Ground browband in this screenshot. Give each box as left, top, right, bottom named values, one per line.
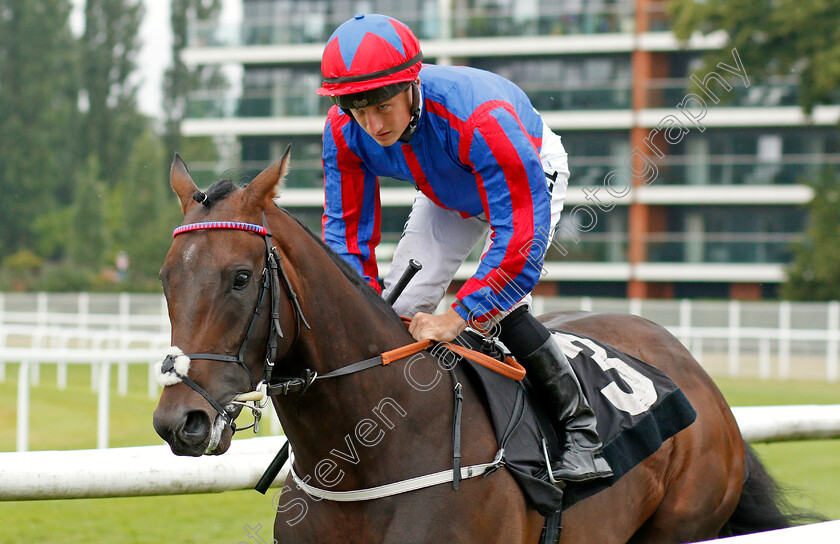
left=173, top=221, right=269, bottom=238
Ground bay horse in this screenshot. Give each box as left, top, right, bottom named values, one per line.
left=153, top=150, right=801, bottom=543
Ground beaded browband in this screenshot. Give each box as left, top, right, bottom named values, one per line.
left=173, top=221, right=268, bottom=238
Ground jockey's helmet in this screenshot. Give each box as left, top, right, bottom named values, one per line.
left=317, top=14, right=422, bottom=110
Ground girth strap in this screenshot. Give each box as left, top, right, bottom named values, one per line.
left=542, top=510, right=562, bottom=544
left=451, top=371, right=463, bottom=490
left=288, top=450, right=503, bottom=502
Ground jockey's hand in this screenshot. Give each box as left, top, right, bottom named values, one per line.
left=409, top=308, right=467, bottom=343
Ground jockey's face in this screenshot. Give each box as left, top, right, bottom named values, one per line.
left=350, top=86, right=413, bottom=147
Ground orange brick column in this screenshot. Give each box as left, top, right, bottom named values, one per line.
left=627, top=0, right=673, bottom=299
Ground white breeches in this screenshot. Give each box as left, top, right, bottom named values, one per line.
left=382, top=121, right=569, bottom=320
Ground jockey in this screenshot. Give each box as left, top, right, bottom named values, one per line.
left=317, top=13, right=611, bottom=483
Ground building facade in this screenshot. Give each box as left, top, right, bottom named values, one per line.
left=181, top=0, right=840, bottom=300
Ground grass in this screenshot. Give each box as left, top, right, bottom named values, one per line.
left=713, top=377, right=840, bottom=523
left=0, top=365, right=838, bottom=543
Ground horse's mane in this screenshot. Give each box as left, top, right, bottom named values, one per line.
left=278, top=208, right=406, bottom=325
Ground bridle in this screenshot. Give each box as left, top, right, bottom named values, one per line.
left=159, top=216, right=311, bottom=433
left=158, top=213, right=524, bottom=501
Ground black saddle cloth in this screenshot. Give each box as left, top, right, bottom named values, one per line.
left=454, top=329, right=697, bottom=516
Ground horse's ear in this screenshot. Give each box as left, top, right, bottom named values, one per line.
left=246, top=144, right=291, bottom=206
left=170, top=153, right=200, bottom=215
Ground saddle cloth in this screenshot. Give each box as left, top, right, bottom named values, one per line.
left=456, top=329, right=697, bottom=515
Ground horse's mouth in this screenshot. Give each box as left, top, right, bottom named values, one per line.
left=204, top=413, right=232, bottom=455
left=155, top=409, right=236, bottom=457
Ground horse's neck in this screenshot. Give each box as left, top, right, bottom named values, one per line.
left=271, top=212, right=412, bottom=363
left=268, top=211, right=453, bottom=481
left=270, top=209, right=415, bottom=395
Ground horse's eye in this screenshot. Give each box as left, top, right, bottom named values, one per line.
left=233, top=271, right=251, bottom=289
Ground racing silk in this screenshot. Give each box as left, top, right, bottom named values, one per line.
left=322, top=64, right=551, bottom=323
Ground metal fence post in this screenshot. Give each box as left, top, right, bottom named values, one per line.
left=0, top=292, right=5, bottom=383
left=828, top=301, right=839, bottom=383
left=728, top=300, right=740, bottom=378
left=97, top=361, right=111, bottom=449
left=17, top=361, right=30, bottom=452
left=629, top=298, right=642, bottom=317
left=679, top=299, right=692, bottom=349
left=759, top=335, right=771, bottom=380
left=778, top=301, right=791, bottom=379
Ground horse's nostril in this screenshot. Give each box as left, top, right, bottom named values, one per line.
left=180, top=411, right=210, bottom=444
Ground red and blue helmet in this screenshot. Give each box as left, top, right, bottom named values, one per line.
left=317, top=14, right=422, bottom=109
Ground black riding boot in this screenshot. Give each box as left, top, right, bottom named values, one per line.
left=499, top=307, right=612, bottom=483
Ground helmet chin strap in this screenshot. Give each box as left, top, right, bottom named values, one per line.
left=398, top=81, right=422, bottom=143
left=339, top=80, right=422, bottom=144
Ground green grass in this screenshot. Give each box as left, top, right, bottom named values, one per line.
left=0, top=365, right=837, bottom=543
left=713, top=377, right=840, bottom=522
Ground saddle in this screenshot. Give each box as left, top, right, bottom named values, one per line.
left=453, top=328, right=697, bottom=513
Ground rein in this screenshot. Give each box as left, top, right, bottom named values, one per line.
left=159, top=213, right=537, bottom=508
left=158, top=215, right=525, bottom=432
left=266, top=318, right=526, bottom=395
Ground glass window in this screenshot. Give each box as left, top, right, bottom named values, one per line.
left=241, top=64, right=325, bottom=117
left=660, top=128, right=840, bottom=185
left=564, top=130, right=630, bottom=188
left=241, top=136, right=325, bottom=188
left=469, top=55, right=632, bottom=110
left=239, top=0, right=440, bottom=45
left=645, top=206, right=807, bottom=264
left=453, top=0, right=635, bottom=38
left=648, top=51, right=801, bottom=108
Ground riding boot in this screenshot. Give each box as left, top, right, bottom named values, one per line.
left=520, top=336, right=613, bottom=483
left=499, top=306, right=612, bottom=484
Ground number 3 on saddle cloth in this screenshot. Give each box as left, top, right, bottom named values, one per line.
left=456, top=329, right=697, bottom=516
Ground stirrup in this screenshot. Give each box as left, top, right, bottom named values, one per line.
left=541, top=438, right=565, bottom=488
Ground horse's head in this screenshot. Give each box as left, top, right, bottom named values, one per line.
left=153, top=147, right=295, bottom=456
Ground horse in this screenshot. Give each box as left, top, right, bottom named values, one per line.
left=153, top=150, right=801, bottom=543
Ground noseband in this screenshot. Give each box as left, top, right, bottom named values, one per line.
left=160, top=217, right=310, bottom=432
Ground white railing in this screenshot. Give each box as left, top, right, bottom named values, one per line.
left=0, top=436, right=289, bottom=500
left=698, top=520, right=840, bottom=543
left=2, top=406, right=839, bottom=501
left=2, top=293, right=838, bottom=383
left=731, top=405, right=840, bottom=442
left=2, top=293, right=840, bottom=452
left=533, top=297, right=840, bottom=382
left=4, top=355, right=162, bottom=452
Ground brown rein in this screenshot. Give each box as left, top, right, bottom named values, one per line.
left=384, top=316, right=526, bottom=381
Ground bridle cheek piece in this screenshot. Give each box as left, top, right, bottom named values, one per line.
left=157, top=216, right=311, bottom=434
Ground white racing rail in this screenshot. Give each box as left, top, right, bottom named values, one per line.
left=697, top=520, right=840, bottom=543
left=2, top=405, right=839, bottom=501
left=732, top=404, right=840, bottom=442
left=0, top=436, right=289, bottom=500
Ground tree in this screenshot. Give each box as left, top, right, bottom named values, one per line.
left=670, top=0, right=840, bottom=300
left=111, top=129, right=181, bottom=284
left=0, top=0, right=80, bottom=259
left=80, top=0, right=147, bottom=181
left=163, top=0, right=222, bottom=157
left=669, top=0, right=840, bottom=113
left=69, top=156, right=110, bottom=269
left=782, top=170, right=840, bottom=300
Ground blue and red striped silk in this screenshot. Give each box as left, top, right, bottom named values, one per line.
left=322, top=64, right=551, bottom=322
